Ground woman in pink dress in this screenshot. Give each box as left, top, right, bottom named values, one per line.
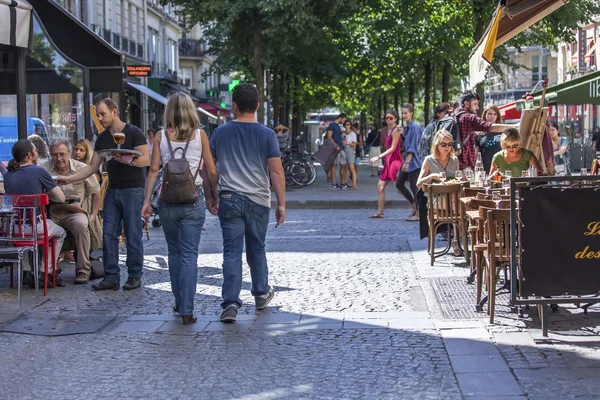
left=368, top=110, right=403, bottom=218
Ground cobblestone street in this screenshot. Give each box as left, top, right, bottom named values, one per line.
left=1, top=207, right=600, bottom=399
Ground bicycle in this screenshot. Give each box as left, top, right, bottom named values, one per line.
left=281, top=150, right=317, bottom=187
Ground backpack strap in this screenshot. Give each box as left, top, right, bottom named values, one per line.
left=192, top=129, right=202, bottom=180
left=164, top=130, right=193, bottom=159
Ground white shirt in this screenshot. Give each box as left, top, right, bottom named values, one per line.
left=159, top=130, right=203, bottom=186
left=344, top=132, right=357, bottom=145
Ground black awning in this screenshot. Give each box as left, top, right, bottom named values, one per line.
left=28, top=0, right=122, bottom=92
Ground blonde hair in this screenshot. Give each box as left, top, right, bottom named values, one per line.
left=163, top=92, right=200, bottom=141
left=483, top=104, right=503, bottom=123
left=431, top=130, right=455, bottom=159
left=74, top=139, right=93, bottom=165
left=500, top=128, right=520, bottom=149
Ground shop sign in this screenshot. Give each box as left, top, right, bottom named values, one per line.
left=590, top=78, right=600, bottom=99
left=126, top=65, right=152, bottom=77
left=519, top=186, right=600, bottom=296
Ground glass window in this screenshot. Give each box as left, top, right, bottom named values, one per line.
left=180, top=68, right=193, bottom=88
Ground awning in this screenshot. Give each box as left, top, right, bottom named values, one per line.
left=0, top=0, right=32, bottom=48
left=127, top=81, right=168, bottom=105
left=498, top=102, right=521, bottom=120
left=127, top=82, right=218, bottom=120
left=531, top=69, right=600, bottom=105
left=28, top=0, right=122, bottom=92
left=469, top=0, right=567, bottom=88
left=585, top=41, right=597, bottom=63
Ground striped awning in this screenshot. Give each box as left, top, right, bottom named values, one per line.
left=0, top=0, right=32, bottom=48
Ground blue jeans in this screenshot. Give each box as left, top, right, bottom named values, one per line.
left=102, top=187, right=145, bottom=283
left=218, top=192, right=271, bottom=309
left=158, top=198, right=206, bottom=316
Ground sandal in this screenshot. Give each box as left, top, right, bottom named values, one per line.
left=452, top=240, right=463, bottom=257
left=368, top=213, right=384, bottom=218
left=405, top=213, right=419, bottom=221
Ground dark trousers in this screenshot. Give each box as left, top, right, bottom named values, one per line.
left=396, top=169, right=420, bottom=205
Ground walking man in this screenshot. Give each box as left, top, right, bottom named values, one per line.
left=207, top=83, right=286, bottom=323
left=56, top=98, right=149, bottom=291
left=326, top=113, right=346, bottom=189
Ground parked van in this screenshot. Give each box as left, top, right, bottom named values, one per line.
left=0, top=117, right=48, bottom=161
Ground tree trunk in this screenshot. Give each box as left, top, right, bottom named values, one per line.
left=383, top=93, right=388, bottom=114
left=284, top=74, right=292, bottom=126
left=252, top=8, right=264, bottom=123
left=433, top=61, right=437, bottom=106
left=442, top=61, right=450, bottom=102
left=291, top=76, right=301, bottom=149
left=424, top=59, right=431, bottom=126
left=279, top=72, right=286, bottom=125
left=376, top=97, right=382, bottom=128
left=408, top=81, right=415, bottom=106
left=394, top=92, right=399, bottom=114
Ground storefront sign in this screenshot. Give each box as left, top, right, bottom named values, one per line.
left=520, top=186, right=600, bottom=296
left=579, top=30, right=587, bottom=72
left=126, top=65, right=151, bottom=77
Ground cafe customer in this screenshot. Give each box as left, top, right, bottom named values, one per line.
left=416, top=130, right=463, bottom=256
left=42, top=138, right=101, bottom=284
left=489, top=128, right=542, bottom=179
left=55, top=98, right=149, bottom=291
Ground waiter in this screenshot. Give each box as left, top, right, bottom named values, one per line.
left=56, top=98, right=149, bottom=291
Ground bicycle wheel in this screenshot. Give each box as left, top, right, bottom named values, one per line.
left=297, top=159, right=317, bottom=186
left=284, top=161, right=301, bottom=187
left=290, top=159, right=316, bottom=187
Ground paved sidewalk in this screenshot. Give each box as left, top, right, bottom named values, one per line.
left=276, top=159, right=412, bottom=209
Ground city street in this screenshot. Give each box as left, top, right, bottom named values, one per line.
left=1, top=187, right=600, bottom=399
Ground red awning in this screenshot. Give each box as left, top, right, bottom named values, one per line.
left=585, top=41, right=597, bottom=62
left=498, top=102, right=521, bottom=121
left=198, top=103, right=219, bottom=113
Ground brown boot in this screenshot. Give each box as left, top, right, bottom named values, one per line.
left=74, top=272, right=90, bottom=284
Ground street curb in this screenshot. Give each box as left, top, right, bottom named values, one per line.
left=272, top=200, right=412, bottom=209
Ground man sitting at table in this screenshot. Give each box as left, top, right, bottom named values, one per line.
left=4, top=139, right=67, bottom=288
left=42, top=138, right=101, bottom=285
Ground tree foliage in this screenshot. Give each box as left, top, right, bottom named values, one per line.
left=167, top=0, right=600, bottom=125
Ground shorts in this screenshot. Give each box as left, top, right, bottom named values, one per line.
left=343, top=145, right=354, bottom=165
left=334, top=148, right=347, bottom=165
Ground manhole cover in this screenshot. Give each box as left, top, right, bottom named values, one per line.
left=0, top=313, right=115, bottom=336
left=429, top=277, right=512, bottom=320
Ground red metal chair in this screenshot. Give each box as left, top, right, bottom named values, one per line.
left=8, top=194, right=57, bottom=296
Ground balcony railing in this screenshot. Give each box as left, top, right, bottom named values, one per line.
left=179, top=39, right=206, bottom=57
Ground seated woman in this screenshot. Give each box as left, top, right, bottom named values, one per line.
left=489, top=128, right=542, bottom=179
left=73, top=139, right=103, bottom=252
left=417, top=130, right=462, bottom=256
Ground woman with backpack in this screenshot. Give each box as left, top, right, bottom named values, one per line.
left=142, top=92, right=218, bottom=325
left=396, top=104, right=422, bottom=221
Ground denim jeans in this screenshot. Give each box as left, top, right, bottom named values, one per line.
left=218, top=191, right=271, bottom=308
left=158, top=198, right=206, bottom=316
left=102, top=187, right=144, bottom=283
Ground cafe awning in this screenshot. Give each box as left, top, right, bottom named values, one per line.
left=0, top=0, right=32, bottom=48
left=470, top=0, right=568, bottom=88
left=530, top=69, right=600, bottom=105
left=127, top=82, right=218, bottom=120
left=28, top=0, right=122, bottom=92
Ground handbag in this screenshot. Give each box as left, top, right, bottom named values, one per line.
left=311, top=140, right=340, bottom=172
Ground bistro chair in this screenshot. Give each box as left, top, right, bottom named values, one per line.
left=424, top=183, right=463, bottom=266
left=8, top=194, right=58, bottom=296
left=463, top=187, right=485, bottom=197
left=480, top=207, right=512, bottom=323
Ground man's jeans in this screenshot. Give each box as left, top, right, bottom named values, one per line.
left=158, top=198, right=206, bottom=317
left=218, top=192, right=271, bottom=308
left=102, top=187, right=144, bottom=283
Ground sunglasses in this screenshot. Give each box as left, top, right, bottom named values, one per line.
left=385, top=116, right=395, bottom=120
left=438, top=142, right=453, bottom=148
left=505, top=144, right=520, bottom=149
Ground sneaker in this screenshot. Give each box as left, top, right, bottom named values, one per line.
left=220, top=304, right=238, bottom=323
left=92, top=279, right=119, bottom=291
left=255, top=288, right=275, bottom=310
left=331, top=184, right=338, bottom=189
left=74, top=272, right=90, bottom=285
left=123, top=277, right=142, bottom=291
left=340, top=184, right=350, bottom=190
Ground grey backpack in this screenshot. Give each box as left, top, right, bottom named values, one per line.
left=159, top=131, right=200, bottom=203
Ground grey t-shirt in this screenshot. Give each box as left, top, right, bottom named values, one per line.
left=423, top=155, right=460, bottom=181
left=210, top=121, right=280, bottom=207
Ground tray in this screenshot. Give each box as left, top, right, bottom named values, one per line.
left=97, top=149, right=142, bottom=158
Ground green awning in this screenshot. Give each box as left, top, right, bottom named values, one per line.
left=532, top=69, right=600, bottom=105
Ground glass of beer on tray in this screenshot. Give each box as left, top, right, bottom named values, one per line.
left=113, top=132, right=125, bottom=149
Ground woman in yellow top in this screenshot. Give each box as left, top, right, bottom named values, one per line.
left=489, top=128, right=542, bottom=179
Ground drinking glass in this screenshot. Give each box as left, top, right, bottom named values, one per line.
left=455, top=170, right=463, bottom=181
left=581, top=168, right=588, bottom=176
left=521, top=170, right=529, bottom=178
left=482, top=178, right=491, bottom=194
left=492, top=191, right=502, bottom=208
left=113, top=132, right=125, bottom=150
left=439, top=171, right=446, bottom=183
left=465, top=169, right=473, bottom=183
left=0, top=195, right=12, bottom=212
